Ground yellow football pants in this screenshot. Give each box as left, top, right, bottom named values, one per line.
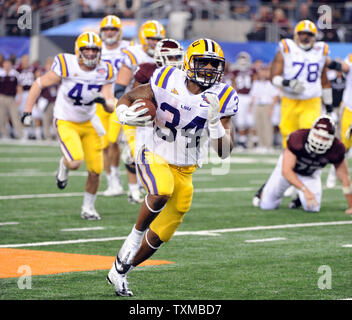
left=136, top=147, right=196, bottom=242
left=55, top=118, right=104, bottom=174
left=279, top=96, right=322, bottom=148
left=340, top=105, right=352, bottom=151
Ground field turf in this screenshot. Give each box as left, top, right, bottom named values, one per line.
left=1, top=141, right=352, bottom=302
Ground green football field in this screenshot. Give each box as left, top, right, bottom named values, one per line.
left=1, top=140, right=352, bottom=301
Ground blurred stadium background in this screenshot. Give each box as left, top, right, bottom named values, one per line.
left=0, top=0, right=351, bottom=145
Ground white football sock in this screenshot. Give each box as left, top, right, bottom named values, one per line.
left=83, top=192, right=97, bottom=209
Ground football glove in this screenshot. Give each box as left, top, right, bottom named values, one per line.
left=21, top=112, right=32, bottom=126
left=91, top=92, right=106, bottom=107
left=204, top=92, right=220, bottom=125
left=287, top=79, right=304, bottom=94
left=116, top=102, right=152, bottom=127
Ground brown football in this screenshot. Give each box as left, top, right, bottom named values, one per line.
left=134, top=98, right=156, bottom=120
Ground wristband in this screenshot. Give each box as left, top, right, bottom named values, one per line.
left=322, top=88, right=333, bottom=106
left=272, top=75, right=284, bottom=88
left=114, top=84, right=126, bottom=99
left=208, top=121, right=225, bottom=139
left=328, top=60, right=342, bottom=71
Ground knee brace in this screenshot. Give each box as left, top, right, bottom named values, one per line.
left=125, top=162, right=136, bottom=174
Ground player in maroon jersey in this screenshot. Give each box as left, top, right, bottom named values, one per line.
left=231, top=51, right=257, bottom=148
left=252, top=115, right=352, bottom=214
left=132, top=38, right=184, bottom=88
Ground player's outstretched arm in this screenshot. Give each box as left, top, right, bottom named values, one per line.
left=334, top=159, right=352, bottom=214
left=270, top=51, right=284, bottom=81
left=98, top=83, right=116, bottom=113
left=214, top=117, right=234, bottom=159
left=326, top=57, right=350, bottom=73
left=204, top=92, right=234, bottom=159
left=21, top=70, right=61, bottom=125
left=114, top=64, right=133, bottom=99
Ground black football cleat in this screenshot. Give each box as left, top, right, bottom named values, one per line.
left=288, top=197, right=302, bottom=209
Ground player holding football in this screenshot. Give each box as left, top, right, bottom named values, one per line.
left=270, top=20, right=333, bottom=149
left=21, top=32, right=116, bottom=220
left=110, top=20, right=166, bottom=204
left=107, top=38, right=239, bottom=296
left=132, top=38, right=184, bottom=157
left=252, top=115, right=352, bottom=214
left=97, top=15, right=132, bottom=197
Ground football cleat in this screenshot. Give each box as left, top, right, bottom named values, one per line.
left=107, top=260, right=133, bottom=297
left=284, top=185, right=296, bottom=198
left=252, top=183, right=265, bottom=207
left=127, top=188, right=144, bottom=204
left=56, top=157, right=69, bottom=189
left=81, top=207, right=101, bottom=220
left=252, top=195, right=260, bottom=208
left=288, top=197, right=302, bottom=209
left=103, top=178, right=124, bottom=197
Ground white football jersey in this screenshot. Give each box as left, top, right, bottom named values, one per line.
left=342, top=54, right=352, bottom=110
left=120, top=44, right=155, bottom=91
left=137, top=66, right=239, bottom=167
left=278, top=38, right=329, bottom=100
left=101, top=40, right=131, bottom=73
left=51, top=53, right=116, bottom=122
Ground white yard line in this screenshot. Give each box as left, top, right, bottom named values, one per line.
left=342, top=244, right=352, bottom=248
left=1, top=220, right=351, bottom=248
left=61, top=227, right=105, bottom=232
left=0, top=222, right=19, bottom=226
left=0, top=184, right=343, bottom=200
left=245, top=237, right=287, bottom=243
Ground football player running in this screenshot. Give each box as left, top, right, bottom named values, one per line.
left=110, top=20, right=166, bottom=205
left=97, top=15, right=131, bottom=197
left=21, top=32, right=116, bottom=220
left=270, top=20, right=333, bottom=149
left=106, top=38, right=239, bottom=297
left=252, top=115, right=352, bottom=214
